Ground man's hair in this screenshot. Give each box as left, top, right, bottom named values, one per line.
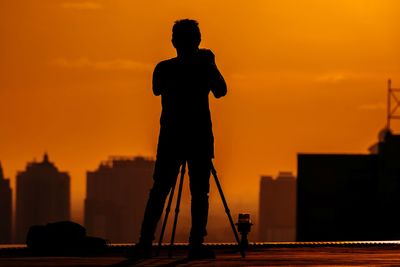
left=172, top=19, right=201, bottom=47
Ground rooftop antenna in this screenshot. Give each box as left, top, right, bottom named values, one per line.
left=387, top=79, right=400, bottom=131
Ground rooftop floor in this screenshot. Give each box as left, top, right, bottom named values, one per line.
left=1, top=242, right=400, bottom=266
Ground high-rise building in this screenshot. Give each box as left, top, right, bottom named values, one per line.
left=16, top=154, right=70, bottom=243
left=258, top=172, right=296, bottom=241
left=297, top=130, right=400, bottom=241
left=85, top=156, right=154, bottom=243
left=0, top=162, right=12, bottom=244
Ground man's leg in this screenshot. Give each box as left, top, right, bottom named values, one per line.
left=187, top=158, right=212, bottom=245
left=138, top=157, right=181, bottom=245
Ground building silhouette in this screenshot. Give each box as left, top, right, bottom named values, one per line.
left=0, top=162, right=12, bottom=244
left=85, top=156, right=154, bottom=243
left=258, top=172, right=296, bottom=241
left=297, top=129, right=400, bottom=241
left=15, top=154, right=70, bottom=243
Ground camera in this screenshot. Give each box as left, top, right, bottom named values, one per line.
left=197, top=48, right=215, bottom=64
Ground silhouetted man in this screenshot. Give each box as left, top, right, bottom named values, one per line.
left=133, top=19, right=227, bottom=259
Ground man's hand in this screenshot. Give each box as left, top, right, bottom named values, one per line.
left=197, top=49, right=226, bottom=98
left=197, top=49, right=216, bottom=65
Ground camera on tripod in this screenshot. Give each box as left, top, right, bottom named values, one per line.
left=236, top=213, right=253, bottom=249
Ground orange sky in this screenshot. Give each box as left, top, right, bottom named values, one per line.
left=1, top=0, right=399, bottom=224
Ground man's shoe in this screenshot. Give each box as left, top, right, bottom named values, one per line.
left=125, top=243, right=153, bottom=259
left=188, top=244, right=216, bottom=260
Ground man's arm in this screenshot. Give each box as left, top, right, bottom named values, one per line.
left=199, top=49, right=227, bottom=98
left=152, top=63, right=163, bottom=96
left=210, top=64, right=227, bottom=98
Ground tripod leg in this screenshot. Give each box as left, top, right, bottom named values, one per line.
left=211, top=161, right=246, bottom=258
left=156, top=172, right=179, bottom=256
left=168, top=161, right=186, bottom=258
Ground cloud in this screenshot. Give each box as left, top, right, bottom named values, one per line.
left=61, top=2, right=103, bottom=10
left=51, top=58, right=152, bottom=71
left=314, top=73, right=347, bottom=84
left=358, top=102, right=386, bottom=111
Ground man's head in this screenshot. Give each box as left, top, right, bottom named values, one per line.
left=172, top=19, right=201, bottom=57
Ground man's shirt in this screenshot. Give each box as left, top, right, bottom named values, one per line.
left=153, top=54, right=226, bottom=159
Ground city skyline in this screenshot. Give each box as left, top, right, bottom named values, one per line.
left=1, top=124, right=398, bottom=243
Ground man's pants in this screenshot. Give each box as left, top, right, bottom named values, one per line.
left=139, top=157, right=211, bottom=245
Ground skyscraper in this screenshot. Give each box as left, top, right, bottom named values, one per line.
left=297, top=129, right=400, bottom=241
left=85, top=156, right=154, bottom=243
left=0, top=162, right=12, bottom=244
left=16, top=154, right=70, bottom=243
left=258, top=172, right=296, bottom=241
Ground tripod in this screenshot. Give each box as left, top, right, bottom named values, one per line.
left=156, top=160, right=245, bottom=258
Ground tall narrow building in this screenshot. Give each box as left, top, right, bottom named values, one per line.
left=85, top=156, right=154, bottom=243
left=16, top=154, right=70, bottom=243
left=0, top=162, right=12, bottom=244
left=259, top=172, right=296, bottom=241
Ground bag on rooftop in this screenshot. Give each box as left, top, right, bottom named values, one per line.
left=26, top=221, right=108, bottom=255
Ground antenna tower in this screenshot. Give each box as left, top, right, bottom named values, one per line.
left=387, top=79, right=400, bottom=131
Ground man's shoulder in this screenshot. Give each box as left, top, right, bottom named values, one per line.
left=155, top=58, right=178, bottom=70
